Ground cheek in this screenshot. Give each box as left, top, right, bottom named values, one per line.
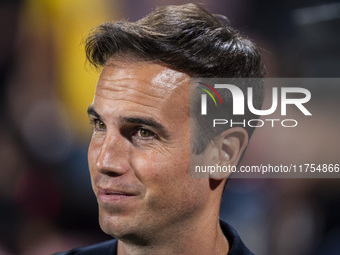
left=133, top=148, right=204, bottom=209
left=88, top=140, right=101, bottom=183
left=88, top=136, right=104, bottom=165
left=87, top=141, right=96, bottom=168
left=133, top=146, right=190, bottom=185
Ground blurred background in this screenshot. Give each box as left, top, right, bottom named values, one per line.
left=0, top=0, right=339, bottom=254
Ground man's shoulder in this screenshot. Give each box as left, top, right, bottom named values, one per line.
left=220, top=219, right=255, bottom=255
left=54, top=239, right=117, bottom=255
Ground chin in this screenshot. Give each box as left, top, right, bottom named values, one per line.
left=98, top=210, right=132, bottom=238
left=99, top=211, right=119, bottom=235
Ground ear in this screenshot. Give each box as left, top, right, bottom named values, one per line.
left=209, top=127, right=249, bottom=180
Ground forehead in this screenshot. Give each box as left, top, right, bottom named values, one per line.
left=97, top=60, right=190, bottom=96
left=93, top=60, right=191, bottom=120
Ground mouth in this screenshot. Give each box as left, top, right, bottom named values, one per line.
left=96, top=188, right=137, bottom=204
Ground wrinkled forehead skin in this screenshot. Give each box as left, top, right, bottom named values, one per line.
left=95, top=60, right=191, bottom=123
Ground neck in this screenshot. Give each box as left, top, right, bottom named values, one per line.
left=117, top=214, right=229, bottom=255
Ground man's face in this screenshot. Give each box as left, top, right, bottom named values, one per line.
left=87, top=60, right=209, bottom=240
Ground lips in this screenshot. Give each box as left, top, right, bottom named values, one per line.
left=96, top=187, right=137, bottom=204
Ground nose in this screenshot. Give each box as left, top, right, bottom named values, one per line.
left=92, top=133, right=130, bottom=176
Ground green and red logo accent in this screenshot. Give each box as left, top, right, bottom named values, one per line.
left=196, top=82, right=223, bottom=106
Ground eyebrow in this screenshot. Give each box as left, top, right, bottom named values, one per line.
left=87, top=105, right=100, bottom=118
left=87, top=105, right=170, bottom=139
left=121, top=117, right=170, bottom=139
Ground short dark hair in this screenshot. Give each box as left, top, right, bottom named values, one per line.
left=85, top=3, right=266, bottom=154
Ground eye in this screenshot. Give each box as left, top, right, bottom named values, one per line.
left=137, top=128, right=155, bottom=138
left=97, top=121, right=106, bottom=130
left=91, top=119, right=106, bottom=131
